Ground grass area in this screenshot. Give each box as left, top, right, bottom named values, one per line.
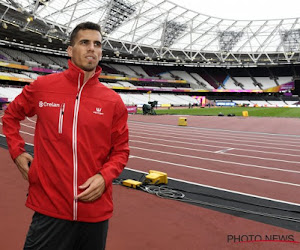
left=137, top=107, right=300, bottom=118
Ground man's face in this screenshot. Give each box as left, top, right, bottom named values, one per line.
left=67, top=29, right=102, bottom=72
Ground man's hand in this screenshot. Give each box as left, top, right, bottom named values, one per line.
left=77, top=174, right=106, bottom=202
left=14, top=152, right=33, bottom=181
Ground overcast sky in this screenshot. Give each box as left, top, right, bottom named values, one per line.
left=170, top=0, right=300, bottom=20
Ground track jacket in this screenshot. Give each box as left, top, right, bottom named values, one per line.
left=2, top=60, right=129, bottom=222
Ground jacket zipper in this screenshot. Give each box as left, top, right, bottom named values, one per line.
left=72, top=73, right=89, bottom=221
left=58, top=103, right=65, bottom=134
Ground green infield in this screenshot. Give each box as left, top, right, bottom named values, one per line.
left=138, top=107, right=300, bottom=118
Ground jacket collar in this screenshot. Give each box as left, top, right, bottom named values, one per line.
left=64, top=59, right=102, bottom=85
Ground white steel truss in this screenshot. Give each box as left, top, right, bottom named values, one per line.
left=0, top=0, right=300, bottom=66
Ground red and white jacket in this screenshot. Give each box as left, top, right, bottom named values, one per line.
left=2, top=60, right=129, bottom=222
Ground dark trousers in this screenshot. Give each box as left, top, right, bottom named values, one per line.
left=24, top=212, right=109, bottom=250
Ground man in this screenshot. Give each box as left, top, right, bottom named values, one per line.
left=2, top=22, right=129, bottom=249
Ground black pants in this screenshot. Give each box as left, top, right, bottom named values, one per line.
left=24, top=212, right=109, bottom=250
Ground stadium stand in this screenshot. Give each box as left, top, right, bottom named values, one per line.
left=99, top=63, right=121, bottom=75
left=127, top=65, right=149, bottom=78
left=0, top=49, right=13, bottom=61
left=189, top=73, right=213, bottom=90
left=0, top=45, right=299, bottom=108
left=46, top=56, right=68, bottom=69
left=0, top=47, right=37, bottom=64
left=222, top=77, right=243, bottom=90
left=0, top=86, right=22, bottom=101
left=110, top=64, right=139, bottom=77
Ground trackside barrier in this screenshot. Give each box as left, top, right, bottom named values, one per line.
left=126, top=105, right=137, bottom=114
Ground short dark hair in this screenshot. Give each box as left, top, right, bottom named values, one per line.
left=69, top=22, right=102, bottom=46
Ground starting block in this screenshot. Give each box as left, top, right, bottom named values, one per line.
left=145, top=170, right=168, bottom=185
left=122, top=179, right=142, bottom=189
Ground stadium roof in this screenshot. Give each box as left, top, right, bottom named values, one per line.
left=1, top=0, right=300, bottom=66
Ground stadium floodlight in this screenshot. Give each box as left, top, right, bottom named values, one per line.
left=26, top=16, right=34, bottom=22
left=218, top=31, right=243, bottom=52
left=280, top=29, right=300, bottom=53
left=114, top=50, right=120, bottom=57
left=161, top=21, right=187, bottom=48
left=48, top=25, right=57, bottom=33
left=103, top=0, right=136, bottom=35
left=2, top=22, right=7, bottom=29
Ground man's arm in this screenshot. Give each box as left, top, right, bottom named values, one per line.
left=77, top=174, right=105, bottom=202
left=2, top=83, right=36, bottom=177
left=77, top=98, right=129, bottom=202
left=98, top=98, right=130, bottom=186
left=14, top=152, right=33, bottom=181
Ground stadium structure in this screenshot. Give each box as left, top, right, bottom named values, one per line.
left=1, top=0, right=300, bottom=109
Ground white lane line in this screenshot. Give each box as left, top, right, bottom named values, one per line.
left=0, top=116, right=35, bottom=129
left=130, top=131, right=300, bottom=152
left=130, top=134, right=300, bottom=158
left=128, top=120, right=300, bottom=138
left=131, top=146, right=300, bottom=174
left=20, top=123, right=35, bottom=129
left=130, top=125, right=300, bottom=148
left=131, top=139, right=300, bottom=164
left=130, top=126, right=300, bottom=148
left=1, top=123, right=299, bottom=166
left=0, top=128, right=34, bottom=137
left=19, top=130, right=34, bottom=136
left=214, top=148, right=235, bottom=154
left=130, top=122, right=300, bottom=143
left=0, top=134, right=33, bottom=140
left=129, top=155, right=300, bottom=187
left=125, top=167, right=300, bottom=207
left=27, top=117, right=36, bottom=123
left=24, top=142, right=34, bottom=146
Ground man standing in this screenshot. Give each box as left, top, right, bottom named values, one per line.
left=2, top=22, right=129, bottom=249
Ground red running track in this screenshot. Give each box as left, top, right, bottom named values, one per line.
left=127, top=115, right=300, bottom=206
left=1, top=114, right=300, bottom=206
left=2, top=112, right=300, bottom=249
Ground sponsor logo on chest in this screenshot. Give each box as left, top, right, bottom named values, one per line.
left=93, top=107, right=104, bottom=115
left=39, top=101, right=60, bottom=108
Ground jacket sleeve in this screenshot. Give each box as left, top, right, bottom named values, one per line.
left=2, top=82, right=36, bottom=160
left=99, top=97, right=129, bottom=187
